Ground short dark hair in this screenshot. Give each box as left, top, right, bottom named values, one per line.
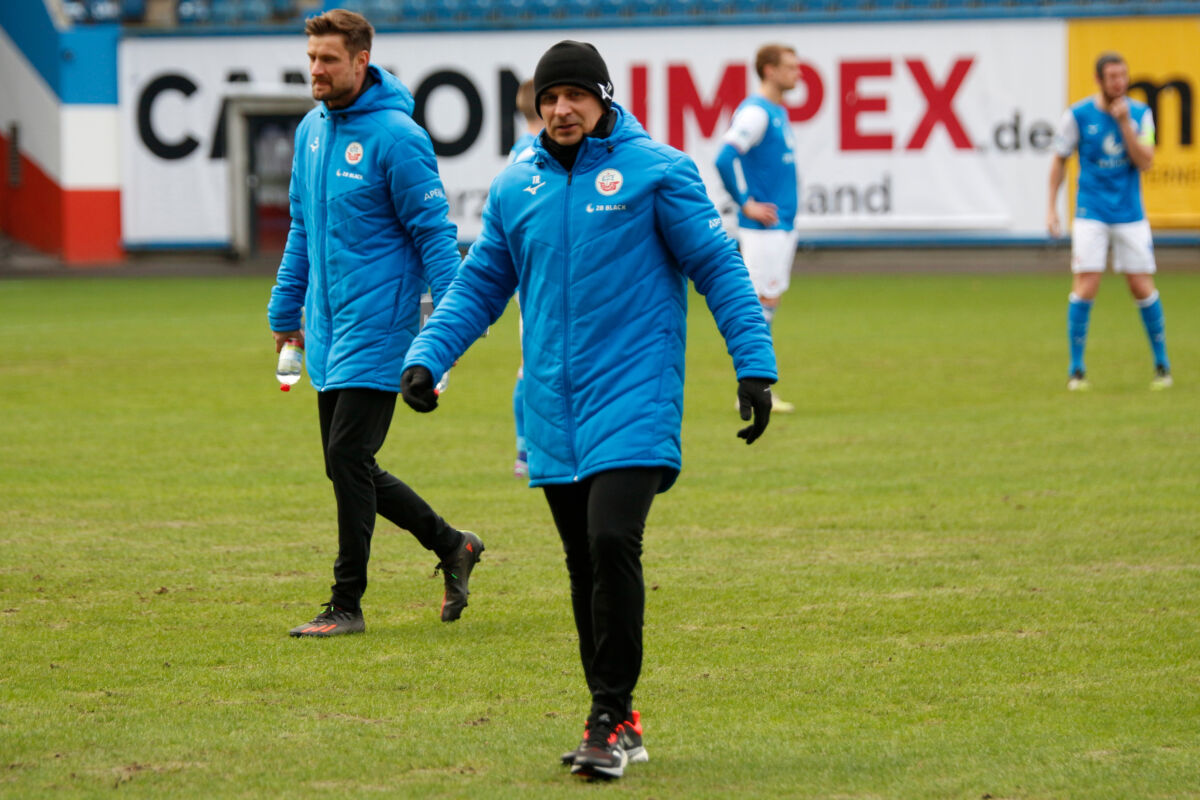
left=1095, top=51, right=1125, bottom=80
left=305, top=9, right=374, bottom=56
left=516, top=79, right=538, bottom=123
left=756, top=44, right=797, bottom=81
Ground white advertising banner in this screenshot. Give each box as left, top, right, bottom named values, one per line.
left=119, top=20, right=1065, bottom=246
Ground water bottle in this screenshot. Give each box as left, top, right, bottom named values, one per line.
left=276, top=338, right=304, bottom=391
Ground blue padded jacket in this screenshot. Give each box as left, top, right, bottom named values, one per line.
left=404, top=105, right=777, bottom=491
left=268, top=66, right=460, bottom=392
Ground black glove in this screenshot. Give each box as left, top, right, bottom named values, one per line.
left=736, top=378, right=773, bottom=445
left=400, top=366, right=438, bottom=413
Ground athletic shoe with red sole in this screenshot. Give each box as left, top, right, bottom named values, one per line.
left=288, top=603, right=364, bottom=637
left=570, top=711, right=627, bottom=781
left=562, top=711, right=648, bottom=766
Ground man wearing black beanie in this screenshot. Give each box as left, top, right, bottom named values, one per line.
left=529, top=40, right=617, bottom=174
left=400, top=40, right=778, bottom=781
left=533, top=40, right=614, bottom=113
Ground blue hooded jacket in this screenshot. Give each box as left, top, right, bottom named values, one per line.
left=404, top=105, right=777, bottom=491
left=268, top=65, right=460, bottom=392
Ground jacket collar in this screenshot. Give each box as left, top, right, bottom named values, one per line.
left=533, top=103, right=643, bottom=172
left=321, top=65, right=416, bottom=118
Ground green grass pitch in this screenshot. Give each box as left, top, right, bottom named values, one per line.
left=1, top=271, right=1198, bottom=798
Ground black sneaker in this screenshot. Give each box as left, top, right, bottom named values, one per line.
left=288, top=603, right=364, bottom=637
left=436, top=531, right=484, bottom=622
left=1067, top=369, right=1090, bottom=392
left=570, top=711, right=627, bottom=781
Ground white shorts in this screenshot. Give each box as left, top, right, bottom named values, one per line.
left=738, top=228, right=797, bottom=299
left=1071, top=218, right=1156, bottom=274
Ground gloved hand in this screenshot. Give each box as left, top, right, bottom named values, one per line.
left=401, top=366, right=438, bottom=412
left=736, top=378, right=773, bottom=444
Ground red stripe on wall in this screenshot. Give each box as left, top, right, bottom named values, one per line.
left=1, top=131, right=123, bottom=264
left=0, top=132, right=62, bottom=254
left=62, top=190, right=122, bottom=263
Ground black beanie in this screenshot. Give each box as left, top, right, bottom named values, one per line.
left=532, top=40, right=614, bottom=118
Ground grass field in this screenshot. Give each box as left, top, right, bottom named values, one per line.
left=1, top=270, right=1198, bottom=799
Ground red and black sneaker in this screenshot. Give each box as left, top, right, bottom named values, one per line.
left=570, top=711, right=627, bottom=781
left=562, top=711, right=648, bottom=767
left=437, top=531, right=485, bottom=622
left=288, top=603, right=364, bottom=637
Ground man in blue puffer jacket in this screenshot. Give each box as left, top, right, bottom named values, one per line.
left=399, top=41, right=778, bottom=780
left=268, top=10, right=483, bottom=638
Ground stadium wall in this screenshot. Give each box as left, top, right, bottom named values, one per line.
left=118, top=17, right=1200, bottom=252
left=0, top=3, right=122, bottom=263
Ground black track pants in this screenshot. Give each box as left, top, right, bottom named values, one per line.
left=317, top=388, right=460, bottom=609
left=543, top=467, right=664, bottom=719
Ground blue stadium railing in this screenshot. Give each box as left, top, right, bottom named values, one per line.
left=66, top=0, right=1200, bottom=27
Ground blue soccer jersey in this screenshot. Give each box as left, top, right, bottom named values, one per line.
left=715, top=95, right=798, bottom=231
left=1054, top=97, right=1155, bottom=224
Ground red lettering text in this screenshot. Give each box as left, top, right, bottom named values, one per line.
left=667, top=63, right=748, bottom=150
left=905, top=57, right=974, bottom=150
left=840, top=60, right=892, bottom=151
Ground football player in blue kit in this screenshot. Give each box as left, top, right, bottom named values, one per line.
left=715, top=43, right=801, bottom=413
left=1047, top=51, right=1172, bottom=391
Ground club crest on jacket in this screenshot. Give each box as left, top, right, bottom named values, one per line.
left=595, top=168, right=622, bottom=196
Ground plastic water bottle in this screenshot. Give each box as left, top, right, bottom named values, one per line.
left=276, top=338, right=304, bottom=392
left=434, top=371, right=449, bottom=395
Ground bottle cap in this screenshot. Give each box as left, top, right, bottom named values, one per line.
left=280, top=384, right=290, bottom=392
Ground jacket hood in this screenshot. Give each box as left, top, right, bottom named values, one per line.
left=324, top=64, right=415, bottom=117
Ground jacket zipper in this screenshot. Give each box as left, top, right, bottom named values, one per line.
left=318, top=112, right=336, bottom=382
left=561, top=165, right=579, bottom=481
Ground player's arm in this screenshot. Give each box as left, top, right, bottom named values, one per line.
left=656, top=155, right=777, bottom=382
left=1046, top=109, right=1078, bottom=238
left=1047, top=154, right=1067, bottom=238
left=386, top=131, right=462, bottom=305
left=656, top=154, right=777, bottom=442
left=268, top=136, right=310, bottom=350
left=1112, top=99, right=1154, bottom=171
left=714, top=105, right=778, bottom=226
